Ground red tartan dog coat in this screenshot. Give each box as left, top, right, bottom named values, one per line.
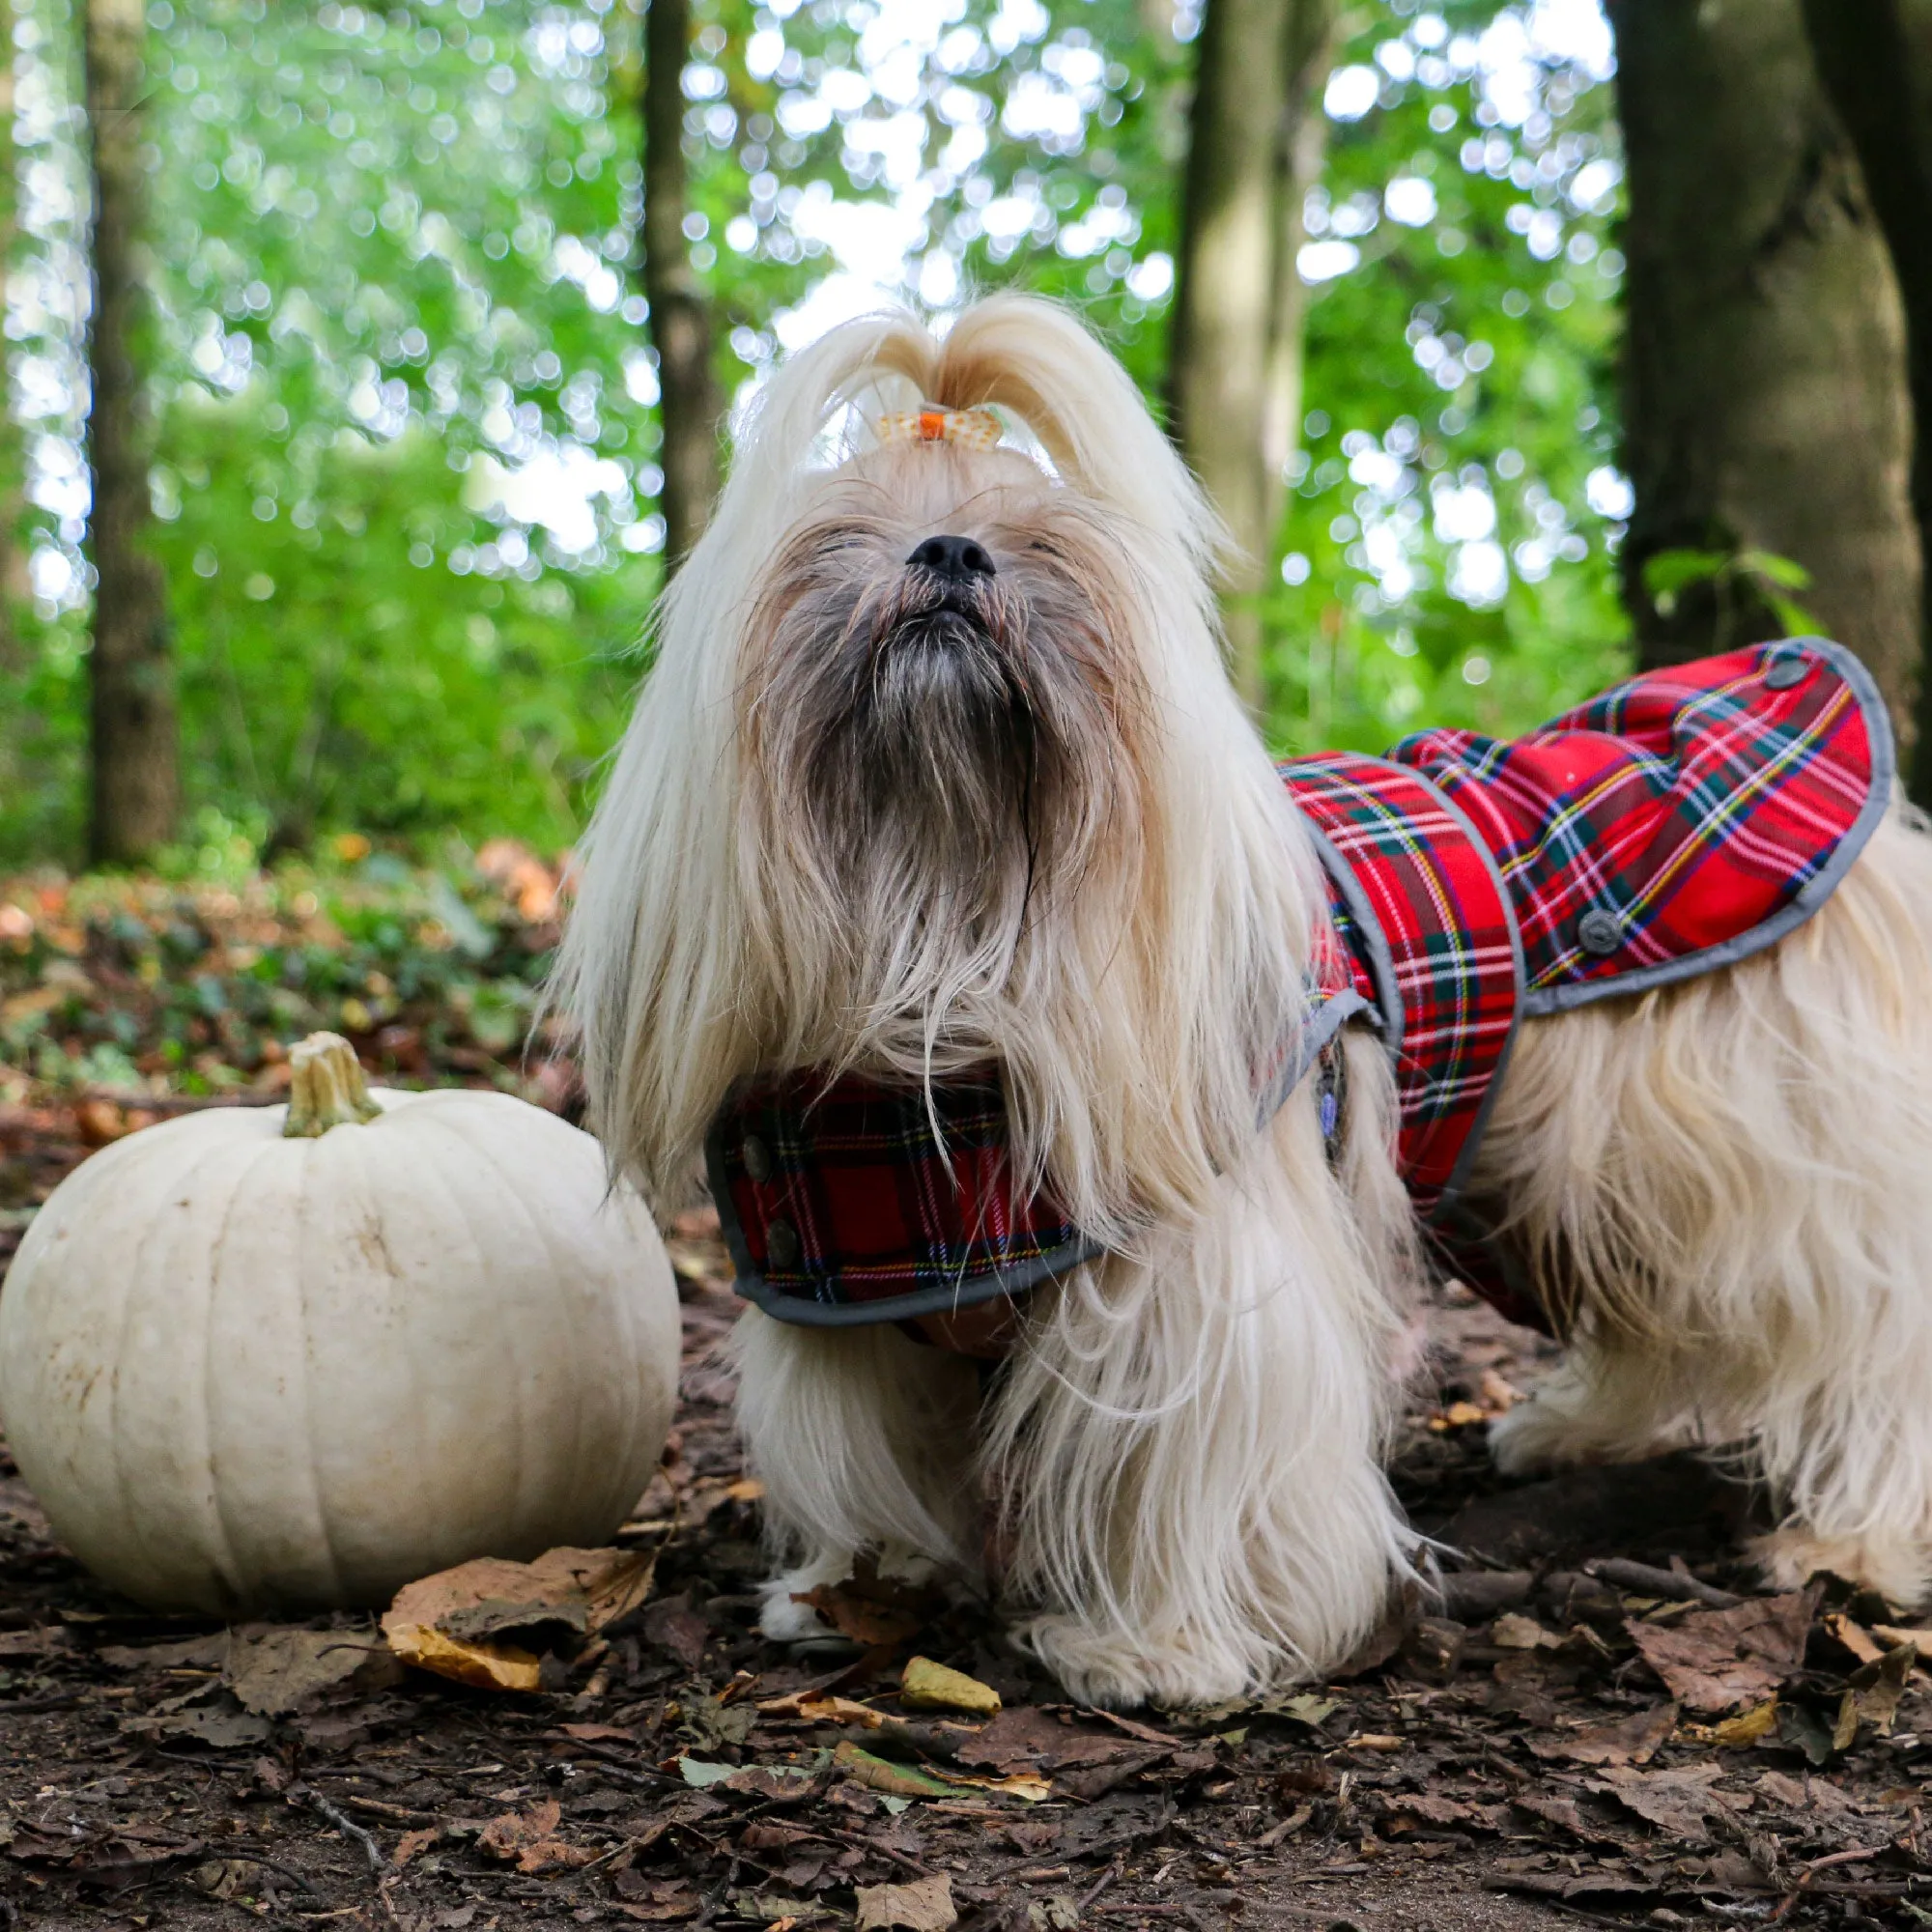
left=708, top=639, right=1891, bottom=1331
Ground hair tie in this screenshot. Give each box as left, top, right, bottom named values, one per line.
left=875, top=403, right=1003, bottom=451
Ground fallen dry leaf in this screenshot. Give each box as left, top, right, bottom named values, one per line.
left=1380, top=1792, right=1477, bottom=1831
left=757, top=1691, right=886, bottom=1728
left=392, top=1827, right=440, bottom=1868
left=1528, top=1701, right=1678, bottom=1766
left=954, top=1707, right=1153, bottom=1777
left=1712, top=1698, right=1780, bottom=1747
left=1824, top=1612, right=1888, bottom=1667
left=1873, top=1622, right=1932, bottom=1647
left=855, top=1873, right=956, bottom=1932
left=1624, top=1588, right=1817, bottom=1714
left=478, top=1798, right=595, bottom=1875
left=899, top=1656, right=1000, bottom=1715
left=641, top=1593, right=710, bottom=1670
left=1588, top=1764, right=1738, bottom=1842
left=1841, top=1640, right=1916, bottom=1738
left=384, top=1619, right=541, bottom=1693
left=1492, top=1612, right=1561, bottom=1651
left=382, top=1545, right=656, bottom=1691
left=226, top=1626, right=402, bottom=1717
left=798, top=1580, right=923, bottom=1650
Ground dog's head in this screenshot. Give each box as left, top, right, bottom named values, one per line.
left=738, top=423, right=1155, bottom=986
left=565, top=298, right=1321, bottom=1226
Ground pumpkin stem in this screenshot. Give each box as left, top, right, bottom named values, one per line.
left=283, top=1033, right=382, bottom=1137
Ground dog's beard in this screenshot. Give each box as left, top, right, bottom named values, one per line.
left=740, top=501, right=1141, bottom=1071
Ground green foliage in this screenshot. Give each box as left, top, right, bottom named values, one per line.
left=1641, top=545, right=1819, bottom=642
left=0, top=0, right=1635, bottom=869
left=1264, top=0, right=1633, bottom=753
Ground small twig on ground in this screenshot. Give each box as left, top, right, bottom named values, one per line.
left=331, top=1793, right=438, bottom=1827
left=692, top=1850, right=742, bottom=1930
left=1078, top=1861, right=1121, bottom=1912
left=813, top=1822, right=935, bottom=1877
left=293, top=1782, right=385, bottom=1876
left=1586, top=1557, right=1741, bottom=1607
left=1435, top=1570, right=1535, bottom=1620
left=1769, top=1842, right=1903, bottom=1923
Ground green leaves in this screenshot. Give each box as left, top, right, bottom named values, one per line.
left=1642, top=545, right=1819, bottom=637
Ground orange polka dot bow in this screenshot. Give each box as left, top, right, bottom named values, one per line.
left=874, top=403, right=1004, bottom=450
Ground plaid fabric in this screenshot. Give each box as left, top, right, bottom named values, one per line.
left=713, top=639, right=1888, bottom=1331
left=706, top=1070, right=1099, bottom=1326
left=1279, top=753, right=1521, bottom=1221
left=1392, top=638, right=1890, bottom=1015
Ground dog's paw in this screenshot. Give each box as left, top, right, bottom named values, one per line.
left=1011, top=1614, right=1250, bottom=1713
left=1485, top=1397, right=1574, bottom=1477
left=1749, top=1527, right=1930, bottom=1609
left=755, top=1553, right=859, bottom=1643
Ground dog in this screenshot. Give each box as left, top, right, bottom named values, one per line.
left=556, top=295, right=1932, bottom=1709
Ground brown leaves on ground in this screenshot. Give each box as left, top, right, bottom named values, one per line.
left=383, top=1544, right=658, bottom=1692
left=796, top=1555, right=931, bottom=1651
left=477, top=1798, right=595, bottom=1875
left=1624, top=1585, right=1819, bottom=1712
left=0, top=1207, right=1927, bottom=1928
left=855, top=1872, right=957, bottom=1930
left=226, top=1625, right=403, bottom=1716
left=1587, top=1763, right=1740, bottom=1842
left=1529, top=1700, right=1679, bottom=1765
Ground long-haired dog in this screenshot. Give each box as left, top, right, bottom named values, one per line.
left=557, top=295, right=1932, bottom=1709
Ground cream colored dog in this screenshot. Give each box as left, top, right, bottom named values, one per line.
left=558, top=296, right=1932, bottom=1708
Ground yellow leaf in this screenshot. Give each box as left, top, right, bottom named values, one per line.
left=383, top=1620, right=541, bottom=1693
left=951, top=1770, right=1052, bottom=1803
left=899, top=1656, right=1001, bottom=1716
left=1712, top=1698, right=1778, bottom=1747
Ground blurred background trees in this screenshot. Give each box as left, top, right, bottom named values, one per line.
left=0, top=0, right=1923, bottom=874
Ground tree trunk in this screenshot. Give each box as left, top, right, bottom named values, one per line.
left=84, top=0, right=174, bottom=866
left=640, top=0, right=720, bottom=569
left=1261, top=0, right=1336, bottom=503
left=1801, top=0, right=1932, bottom=799
left=1607, top=0, right=1920, bottom=754
left=0, top=52, right=23, bottom=665
left=1173, top=0, right=1334, bottom=707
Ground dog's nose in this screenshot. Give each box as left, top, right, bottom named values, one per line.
left=906, top=533, right=996, bottom=582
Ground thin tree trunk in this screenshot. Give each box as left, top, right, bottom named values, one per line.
left=1172, top=0, right=1334, bottom=707
left=639, top=0, right=719, bottom=568
left=1606, top=0, right=1920, bottom=753
left=84, top=0, right=174, bottom=866
left=1801, top=0, right=1932, bottom=800
left=1171, top=0, right=1290, bottom=708
left=0, top=53, right=22, bottom=660
left=1261, top=0, right=1336, bottom=509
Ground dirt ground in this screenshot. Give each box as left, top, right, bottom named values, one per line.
left=0, top=1133, right=1925, bottom=1929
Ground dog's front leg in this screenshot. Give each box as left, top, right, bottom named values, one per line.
left=983, top=1153, right=1411, bottom=1710
left=730, top=1309, right=984, bottom=1640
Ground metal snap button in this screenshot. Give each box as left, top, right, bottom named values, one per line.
left=1764, top=649, right=1809, bottom=691
left=765, top=1218, right=800, bottom=1269
left=742, top=1133, right=773, bottom=1183
left=1577, top=907, right=1623, bottom=956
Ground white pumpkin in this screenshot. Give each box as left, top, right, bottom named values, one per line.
left=0, top=1034, right=680, bottom=1617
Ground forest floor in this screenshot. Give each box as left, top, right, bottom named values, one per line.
left=0, top=861, right=1925, bottom=1930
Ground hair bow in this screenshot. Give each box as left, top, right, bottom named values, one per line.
left=874, top=403, right=1004, bottom=451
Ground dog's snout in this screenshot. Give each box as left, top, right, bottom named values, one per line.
left=907, top=533, right=997, bottom=582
